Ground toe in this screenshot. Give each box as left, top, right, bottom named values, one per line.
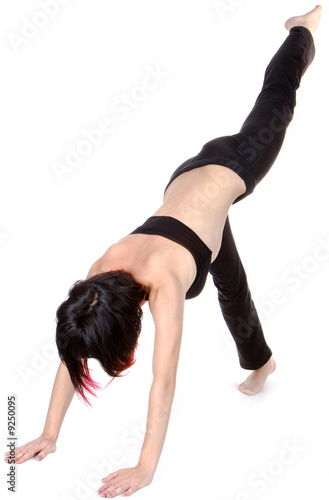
left=238, top=383, right=255, bottom=395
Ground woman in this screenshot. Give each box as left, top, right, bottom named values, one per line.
left=5, top=5, right=323, bottom=498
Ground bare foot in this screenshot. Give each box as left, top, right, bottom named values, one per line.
left=238, top=356, right=276, bottom=396
left=284, top=5, right=323, bottom=35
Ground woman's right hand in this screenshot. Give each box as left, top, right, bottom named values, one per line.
left=4, top=435, right=57, bottom=464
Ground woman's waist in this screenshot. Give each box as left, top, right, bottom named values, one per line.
left=151, top=204, right=227, bottom=263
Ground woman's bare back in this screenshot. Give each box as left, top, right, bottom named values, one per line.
left=89, top=164, right=246, bottom=295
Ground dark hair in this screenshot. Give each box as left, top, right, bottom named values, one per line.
left=55, top=270, right=146, bottom=406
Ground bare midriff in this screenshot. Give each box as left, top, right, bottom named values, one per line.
left=152, top=164, right=246, bottom=262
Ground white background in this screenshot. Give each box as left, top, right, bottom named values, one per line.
left=1, top=1, right=328, bottom=499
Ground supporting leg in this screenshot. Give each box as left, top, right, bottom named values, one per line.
left=209, top=216, right=272, bottom=369
left=209, top=217, right=276, bottom=395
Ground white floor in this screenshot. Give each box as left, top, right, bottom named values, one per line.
left=1, top=1, right=328, bottom=499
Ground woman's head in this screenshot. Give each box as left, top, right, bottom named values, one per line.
left=55, top=270, right=146, bottom=406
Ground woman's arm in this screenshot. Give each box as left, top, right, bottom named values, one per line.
left=98, top=277, right=185, bottom=498
left=42, top=359, right=76, bottom=440
left=4, top=360, right=76, bottom=464
left=137, top=377, right=176, bottom=473
left=137, top=281, right=184, bottom=474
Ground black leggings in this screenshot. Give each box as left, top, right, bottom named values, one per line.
left=166, top=27, right=316, bottom=369
left=212, top=27, right=315, bottom=369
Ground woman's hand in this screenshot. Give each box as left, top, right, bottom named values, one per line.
left=4, top=434, right=57, bottom=464
left=97, top=464, right=154, bottom=498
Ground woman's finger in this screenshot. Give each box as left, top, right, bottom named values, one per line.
left=4, top=439, right=55, bottom=464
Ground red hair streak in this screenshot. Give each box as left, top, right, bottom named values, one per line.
left=77, top=354, right=137, bottom=406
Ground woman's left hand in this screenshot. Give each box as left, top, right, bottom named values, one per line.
left=97, top=464, right=154, bottom=498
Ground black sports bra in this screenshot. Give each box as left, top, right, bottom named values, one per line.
left=130, top=216, right=212, bottom=299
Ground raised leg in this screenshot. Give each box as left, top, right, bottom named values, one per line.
left=165, top=18, right=318, bottom=204
left=233, top=23, right=317, bottom=201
